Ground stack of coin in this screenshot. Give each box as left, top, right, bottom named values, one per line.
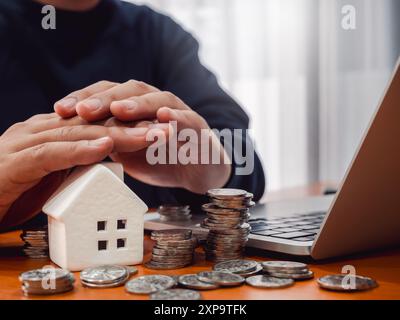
left=158, top=205, right=192, bottom=222
left=80, top=265, right=137, bottom=288
left=19, top=268, right=74, bottom=296
left=202, top=189, right=254, bottom=262
left=145, top=229, right=197, bottom=270
left=210, top=192, right=254, bottom=209
left=213, top=259, right=263, bottom=277
left=20, top=226, right=49, bottom=259
left=261, top=261, right=314, bottom=280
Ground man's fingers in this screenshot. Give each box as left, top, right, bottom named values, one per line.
left=75, top=80, right=158, bottom=122
left=110, top=91, right=189, bottom=122
left=9, top=137, right=114, bottom=184
left=54, top=81, right=118, bottom=118
left=11, top=124, right=160, bottom=154
left=2, top=113, right=61, bottom=136
left=103, top=117, right=154, bottom=129
left=157, top=107, right=208, bottom=132
left=28, top=115, right=92, bottom=134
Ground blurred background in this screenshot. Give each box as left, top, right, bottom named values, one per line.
left=128, top=0, right=400, bottom=191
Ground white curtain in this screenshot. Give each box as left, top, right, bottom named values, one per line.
left=126, top=0, right=400, bottom=191
left=319, top=0, right=400, bottom=183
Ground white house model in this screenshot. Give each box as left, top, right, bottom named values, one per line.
left=42, top=163, right=148, bottom=272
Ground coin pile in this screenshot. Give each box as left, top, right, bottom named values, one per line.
left=150, top=289, right=202, bottom=300
left=317, top=274, right=378, bottom=292
left=19, top=268, right=74, bottom=296
left=213, top=259, right=263, bottom=277
left=197, top=271, right=245, bottom=287
left=246, top=275, right=294, bottom=288
left=145, top=229, right=197, bottom=270
left=125, top=275, right=177, bottom=295
left=80, top=265, right=137, bottom=288
left=202, top=189, right=254, bottom=262
left=261, top=261, right=314, bottom=280
left=20, top=226, right=49, bottom=259
left=158, top=205, right=192, bottom=222
left=178, top=274, right=220, bottom=290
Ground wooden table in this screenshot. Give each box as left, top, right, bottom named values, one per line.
left=1, top=184, right=399, bottom=300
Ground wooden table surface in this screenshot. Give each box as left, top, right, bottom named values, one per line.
left=1, top=184, right=399, bottom=300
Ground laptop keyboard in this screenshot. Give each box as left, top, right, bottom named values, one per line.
left=249, top=211, right=326, bottom=242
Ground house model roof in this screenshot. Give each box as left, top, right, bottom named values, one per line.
left=42, top=163, right=148, bottom=221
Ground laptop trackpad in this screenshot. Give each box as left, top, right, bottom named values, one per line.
left=252, top=195, right=335, bottom=218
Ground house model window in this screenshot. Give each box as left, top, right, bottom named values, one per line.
left=98, top=240, right=108, bottom=251
left=117, top=219, right=127, bottom=230
left=97, top=221, right=107, bottom=231
left=117, top=238, right=126, bottom=249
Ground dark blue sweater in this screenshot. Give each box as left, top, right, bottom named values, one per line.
left=0, top=0, right=265, bottom=209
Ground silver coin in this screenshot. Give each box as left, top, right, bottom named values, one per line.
left=23, top=255, right=49, bottom=259
left=23, top=248, right=48, bottom=251
left=204, top=218, right=242, bottom=225
left=202, top=203, right=247, bottom=214
left=159, top=204, right=190, bottom=211
left=159, top=238, right=196, bottom=246
left=209, top=223, right=251, bottom=233
left=267, top=270, right=314, bottom=280
left=150, top=289, right=202, bottom=300
left=81, top=272, right=130, bottom=288
left=160, top=214, right=192, bottom=220
left=151, top=229, right=192, bottom=240
left=22, top=284, right=74, bottom=296
left=265, top=268, right=310, bottom=275
left=261, top=261, right=308, bottom=272
left=151, top=256, right=193, bottom=264
left=212, top=199, right=255, bottom=210
left=125, top=275, right=176, bottom=294
left=22, top=229, right=48, bottom=233
left=178, top=274, right=219, bottom=290
left=213, top=260, right=259, bottom=274
left=236, top=263, right=263, bottom=277
left=19, top=268, right=70, bottom=282
left=80, top=265, right=127, bottom=284
left=317, top=274, right=378, bottom=292
left=197, top=271, right=245, bottom=287
left=207, top=188, right=247, bottom=198
left=208, top=235, right=247, bottom=242
left=246, top=275, right=294, bottom=288
left=152, top=251, right=193, bottom=257
left=23, top=274, right=75, bottom=289
left=158, top=210, right=191, bottom=217
left=145, top=261, right=191, bottom=270
left=159, top=208, right=191, bottom=213
left=152, top=248, right=192, bottom=256
left=22, top=281, right=74, bottom=292
left=20, top=268, right=74, bottom=296
left=125, top=266, right=138, bottom=276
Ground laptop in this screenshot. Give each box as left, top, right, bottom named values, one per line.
left=145, top=57, right=400, bottom=260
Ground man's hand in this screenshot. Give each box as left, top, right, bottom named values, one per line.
left=0, top=113, right=165, bottom=229
left=55, top=80, right=232, bottom=194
